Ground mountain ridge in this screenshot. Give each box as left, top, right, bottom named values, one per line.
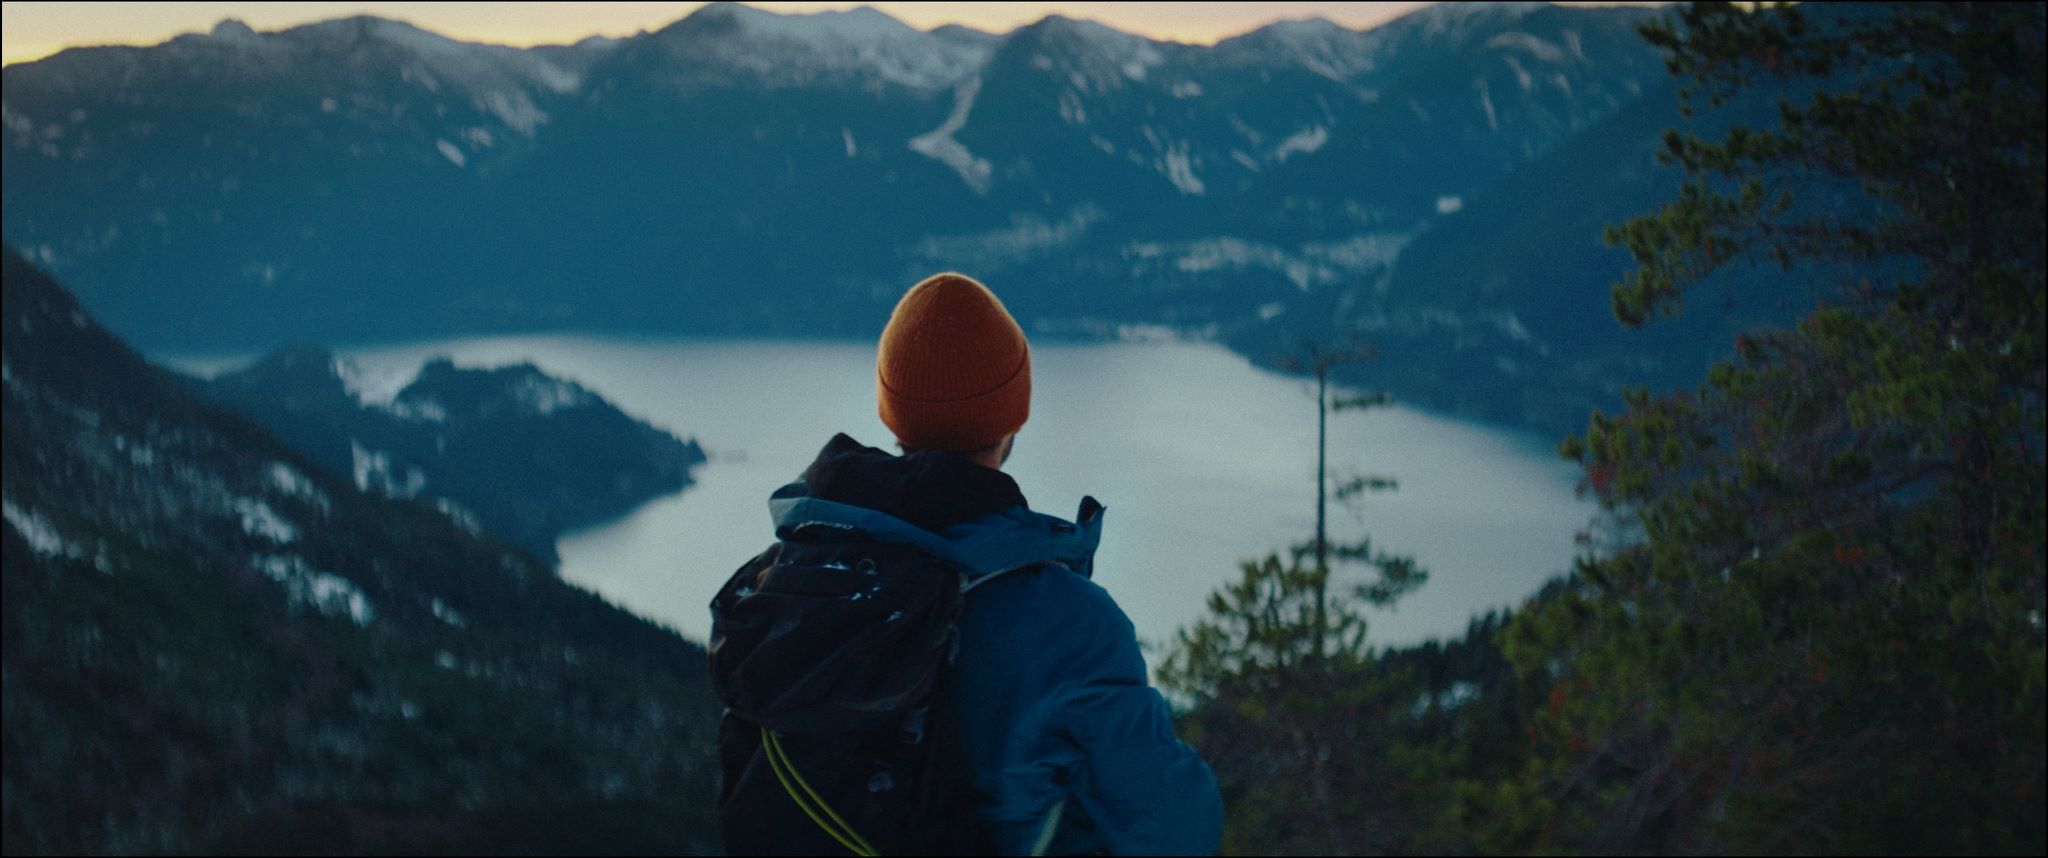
left=2, top=1, right=1715, bottom=437
left=188, top=343, right=707, bottom=565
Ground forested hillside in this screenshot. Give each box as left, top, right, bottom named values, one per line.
left=1163, top=3, right=2046, bottom=853
left=2, top=246, right=722, bottom=854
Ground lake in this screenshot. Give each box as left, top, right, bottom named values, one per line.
left=162, top=336, right=1594, bottom=652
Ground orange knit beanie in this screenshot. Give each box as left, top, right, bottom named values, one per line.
left=877, top=272, right=1031, bottom=453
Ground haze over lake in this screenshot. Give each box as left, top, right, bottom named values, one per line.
left=164, top=336, right=1594, bottom=650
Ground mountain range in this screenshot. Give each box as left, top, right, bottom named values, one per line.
left=2, top=1, right=1798, bottom=435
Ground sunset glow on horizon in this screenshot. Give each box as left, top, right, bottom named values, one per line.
left=1, top=2, right=1656, bottom=68
left=1, top=2, right=1429, bottom=67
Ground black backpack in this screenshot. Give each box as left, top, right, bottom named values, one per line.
left=708, top=526, right=994, bottom=856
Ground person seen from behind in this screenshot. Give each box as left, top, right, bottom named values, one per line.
left=709, top=272, right=1224, bottom=855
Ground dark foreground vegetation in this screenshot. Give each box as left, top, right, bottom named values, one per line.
left=2, top=3, right=2039, bottom=855
left=1163, top=3, right=2045, bottom=853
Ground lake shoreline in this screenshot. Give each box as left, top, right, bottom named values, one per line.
left=155, top=336, right=1595, bottom=651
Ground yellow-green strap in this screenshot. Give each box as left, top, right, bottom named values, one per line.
left=1028, top=799, right=1064, bottom=857
left=763, top=738, right=865, bottom=856
left=760, top=726, right=880, bottom=857
left=764, top=729, right=874, bottom=854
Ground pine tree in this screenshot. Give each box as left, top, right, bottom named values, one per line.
left=1160, top=342, right=1427, bottom=854
left=1503, top=2, right=2045, bottom=852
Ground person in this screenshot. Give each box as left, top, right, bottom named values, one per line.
left=727, top=272, right=1224, bottom=855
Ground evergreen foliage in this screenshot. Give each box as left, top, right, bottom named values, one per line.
left=1167, top=4, right=2044, bottom=853
left=1160, top=362, right=1434, bottom=853
left=1161, top=563, right=1536, bottom=855
left=1159, top=553, right=1406, bottom=854
left=1507, top=2, right=2047, bottom=851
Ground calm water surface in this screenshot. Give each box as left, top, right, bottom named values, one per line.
left=165, top=337, right=1594, bottom=651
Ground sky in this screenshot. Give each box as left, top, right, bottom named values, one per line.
left=0, top=2, right=1653, bottom=68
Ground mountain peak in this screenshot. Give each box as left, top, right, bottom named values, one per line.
left=1212, top=14, right=1382, bottom=79
left=1013, top=13, right=1167, bottom=59
left=675, top=2, right=918, bottom=39
left=209, top=18, right=257, bottom=40
left=930, top=22, right=1000, bottom=49
left=653, top=1, right=981, bottom=90
left=1396, top=1, right=1550, bottom=36
left=993, top=14, right=1172, bottom=93
left=283, top=14, right=426, bottom=41
left=1027, top=13, right=1153, bottom=43
left=1265, top=16, right=1349, bottom=35
left=259, top=14, right=584, bottom=109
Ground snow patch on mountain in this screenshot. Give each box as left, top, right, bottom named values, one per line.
left=0, top=101, right=32, bottom=140
left=430, top=596, right=469, bottom=628
left=389, top=396, right=448, bottom=423
left=269, top=463, right=331, bottom=512
left=234, top=496, right=298, bottom=544
left=1562, top=29, right=1586, bottom=61
left=1127, top=231, right=1416, bottom=291
left=253, top=554, right=375, bottom=625
left=1272, top=125, right=1329, bottom=162
left=1134, top=237, right=1307, bottom=285
left=434, top=500, right=485, bottom=539
left=436, top=139, right=467, bottom=167
left=352, top=440, right=426, bottom=497
left=909, top=76, right=993, bottom=194
left=478, top=90, right=549, bottom=136
left=1504, top=55, right=1534, bottom=91
left=1486, top=31, right=1568, bottom=63
left=911, top=206, right=1105, bottom=267
left=514, top=375, right=592, bottom=415
left=334, top=357, right=418, bottom=407
left=1059, top=90, right=1088, bottom=125
left=112, top=434, right=156, bottom=468
left=4, top=497, right=78, bottom=559
left=1161, top=143, right=1206, bottom=196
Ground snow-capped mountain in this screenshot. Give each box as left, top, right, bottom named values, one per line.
left=632, top=2, right=991, bottom=92
left=6, top=14, right=592, bottom=164
left=3, top=1, right=1693, bottom=433
left=192, top=344, right=706, bottom=565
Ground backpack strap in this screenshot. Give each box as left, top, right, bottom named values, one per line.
left=959, top=559, right=1066, bottom=596
left=1027, top=799, right=1066, bottom=857
left=761, top=726, right=879, bottom=856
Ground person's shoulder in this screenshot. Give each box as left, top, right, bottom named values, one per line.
left=977, top=562, right=1130, bottom=628
left=967, top=562, right=1142, bottom=677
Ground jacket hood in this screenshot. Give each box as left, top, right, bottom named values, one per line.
left=768, top=433, right=1104, bottom=581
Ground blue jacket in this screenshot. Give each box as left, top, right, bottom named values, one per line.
left=765, top=435, right=1223, bottom=856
